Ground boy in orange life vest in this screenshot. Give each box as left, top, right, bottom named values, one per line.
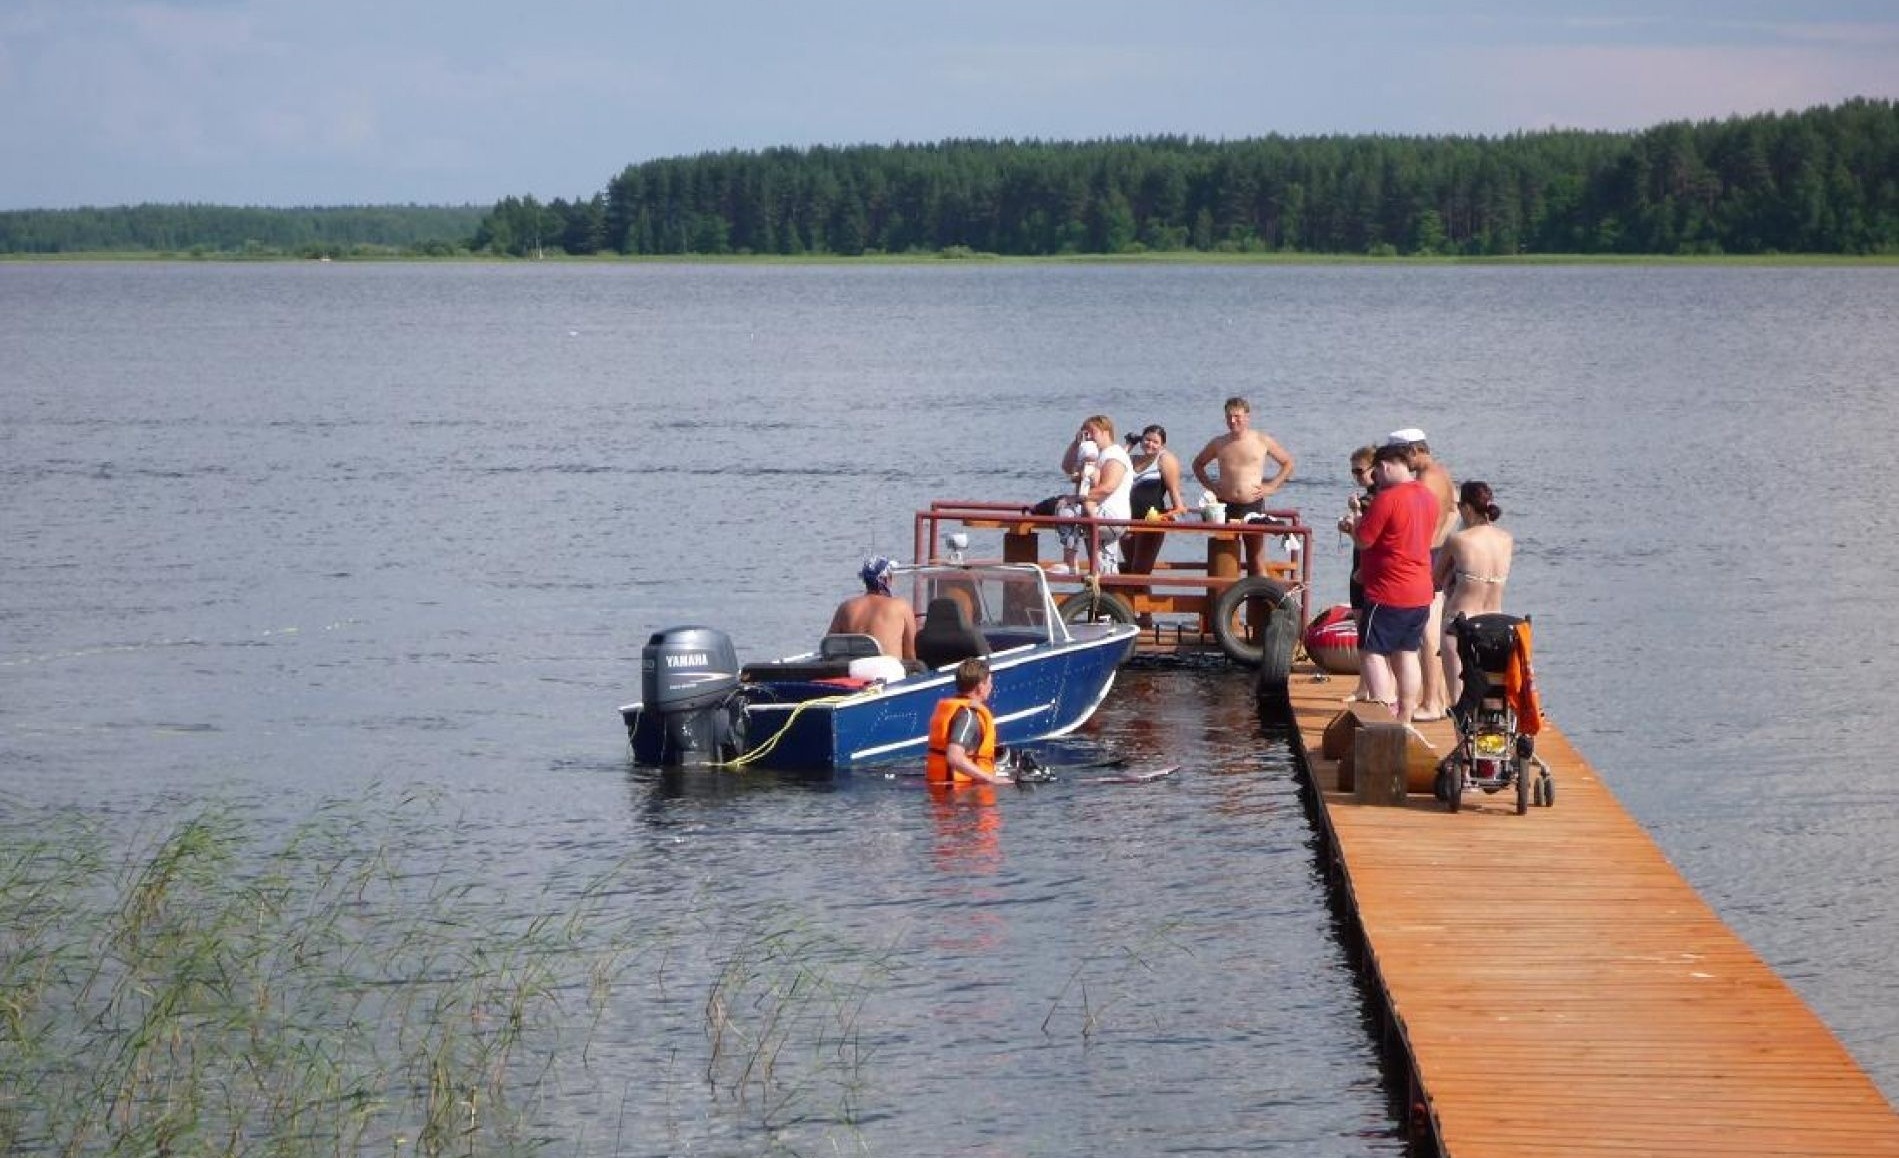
left=926, top=658, right=1012, bottom=785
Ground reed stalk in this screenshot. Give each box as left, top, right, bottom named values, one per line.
left=700, top=910, right=893, bottom=1133
left=0, top=797, right=641, bottom=1157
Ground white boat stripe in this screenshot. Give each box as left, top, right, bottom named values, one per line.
left=848, top=699, right=1055, bottom=762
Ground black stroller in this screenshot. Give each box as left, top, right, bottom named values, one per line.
left=1434, top=612, right=1553, bottom=814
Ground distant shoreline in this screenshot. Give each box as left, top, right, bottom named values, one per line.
left=5, top=250, right=1896, bottom=267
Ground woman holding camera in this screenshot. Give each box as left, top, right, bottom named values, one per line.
left=1123, top=424, right=1186, bottom=577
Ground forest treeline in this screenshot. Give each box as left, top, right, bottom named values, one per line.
left=477, top=98, right=1897, bottom=258
left=0, top=204, right=486, bottom=257
left=4, top=100, right=1893, bottom=259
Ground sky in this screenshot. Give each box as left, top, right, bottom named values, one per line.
left=2, top=1, right=1895, bottom=210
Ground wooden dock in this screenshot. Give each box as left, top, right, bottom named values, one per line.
left=1285, top=665, right=1899, bottom=1157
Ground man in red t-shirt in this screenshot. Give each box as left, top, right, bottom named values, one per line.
left=1345, top=443, right=1439, bottom=720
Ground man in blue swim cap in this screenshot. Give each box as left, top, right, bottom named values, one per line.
left=826, top=555, right=916, bottom=661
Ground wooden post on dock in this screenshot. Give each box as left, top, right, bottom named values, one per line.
left=1353, top=723, right=1413, bottom=805
left=1206, top=532, right=1241, bottom=580
left=1003, top=529, right=1040, bottom=565
left=1325, top=705, right=1440, bottom=802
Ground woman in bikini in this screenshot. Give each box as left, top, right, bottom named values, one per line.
left=1432, top=480, right=1513, bottom=704
left=1122, top=424, right=1186, bottom=578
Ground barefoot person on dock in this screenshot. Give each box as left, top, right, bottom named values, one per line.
left=827, top=556, right=917, bottom=662
left=1052, top=425, right=1102, bottom=570
left=1387, top=428, right=1458, bottom=720
left=1123, top=424, right=1187, bottom=578
left=1191, top=396, right=1295, bottom=576
left=1432, top=480, right=1514, bottom=701
left=1340, top=445, right=1379, bottom=701
left=1343, top=443, right=1438, bottom=721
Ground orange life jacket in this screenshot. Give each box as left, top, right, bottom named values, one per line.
left=1505, top=620, right=1543, bottom=736
left=926, top=695, right=997, bottom=784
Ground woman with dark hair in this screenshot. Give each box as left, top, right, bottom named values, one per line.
left=1122, top=424, right=1186, bottom=577
left=1432, top=480, right=1514, bottom=698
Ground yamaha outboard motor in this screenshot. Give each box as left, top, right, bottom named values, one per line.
left=639, top=626, right=742, bottom=766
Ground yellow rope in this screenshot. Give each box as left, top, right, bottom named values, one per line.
left=718, top=690, right=860, bottom=770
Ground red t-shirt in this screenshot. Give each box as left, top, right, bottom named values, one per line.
left=1355, top=480, right=1437, bottom=608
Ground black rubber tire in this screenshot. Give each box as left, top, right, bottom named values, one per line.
left=1253, top=602, right=1301, bottom=728
left=1515, top=758, right=1531, bottom=815
left=1211, top=577, right=1294, bottom=668
left=1442, top=761, right=1462, bottom=813
left=1057, top=588, right=1137, bottom=626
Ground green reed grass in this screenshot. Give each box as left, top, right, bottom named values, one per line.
left=701, top=909, right=895, bottom=1134
left=0, top=796, right=642, bottom=1157
left=3, top=795, right=1196, bottom=1155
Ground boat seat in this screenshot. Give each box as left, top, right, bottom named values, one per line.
left=740, top=659, right=855, bottom=684
left=915, top=596, right=990, bottom=670
left=818, top=633, right=885, bottom=660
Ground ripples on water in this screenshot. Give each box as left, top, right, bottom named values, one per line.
left=565, top=669, right=1402, bottom=1155
left=1, top=261, right=1894, bottom=1151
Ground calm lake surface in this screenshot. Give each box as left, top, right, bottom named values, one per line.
left=3, top=260, right=1896, bottom=1153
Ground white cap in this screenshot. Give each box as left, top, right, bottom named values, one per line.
left=1384, top=427, right=1427, bottom=447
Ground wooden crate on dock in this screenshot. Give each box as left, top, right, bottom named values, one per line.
left=1323, top=703, right=1437, bottom=800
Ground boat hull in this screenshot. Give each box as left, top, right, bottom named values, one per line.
left=626, top=624, right=1136, bottom=772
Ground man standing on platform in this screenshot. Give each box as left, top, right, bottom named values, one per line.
left=1386, top=428, right=1458, bottom=720
left=1345, top=442, right=1438, bottom=722
left=1191, top=396, right=1296, bottom=576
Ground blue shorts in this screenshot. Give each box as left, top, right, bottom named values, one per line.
left=1360, top=603, right=1430, bottom=656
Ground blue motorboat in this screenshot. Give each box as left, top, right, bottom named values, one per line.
left=621, top=563, right=1139, bottom=772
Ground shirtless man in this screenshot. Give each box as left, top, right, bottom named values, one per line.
left=1388, top=430, right=1457, bottom=720
left=1191, top=396, right=1295, bottom=576
left=827, top=556, right=916, bottom=662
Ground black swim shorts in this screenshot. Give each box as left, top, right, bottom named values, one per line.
left=1360, top=602, right=1430, bottom=656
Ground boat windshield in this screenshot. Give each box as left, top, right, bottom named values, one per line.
left=897, top=566, right=1062, bottom=646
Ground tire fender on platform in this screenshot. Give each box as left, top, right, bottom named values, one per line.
left=1207, top=577, right=1299, bottom=724
left=1057, top=588, right=1137, bottom=626
left=1211, top=577, right=1294, bottom=667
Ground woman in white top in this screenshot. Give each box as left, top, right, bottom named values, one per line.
left=1431, top=480, right=1514, bottom=702
left=1123, top=424, right=1186, bottom=576
left=1052, top=425, right=1103, bottom=568
left=1077, top=415, right=1133, bottom=572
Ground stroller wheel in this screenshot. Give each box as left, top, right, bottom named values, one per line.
left=1435, top=763, right=1461, bottom=812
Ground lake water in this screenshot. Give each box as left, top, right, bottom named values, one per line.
left=2, top=259, right=1895, bottom=1153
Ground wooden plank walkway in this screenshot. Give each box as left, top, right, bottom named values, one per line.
left=1285, top=664, right=1899, bottom=1157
